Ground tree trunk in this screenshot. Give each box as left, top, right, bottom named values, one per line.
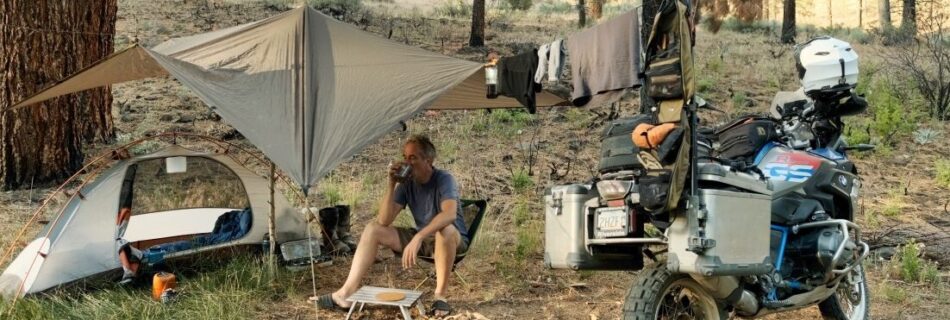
left=901, top=0, right=916, bottom=35
left=859, top=0, right=864, bottom=28
left=578, top=0, right=587, bottom=28
left=880, top=0, right=892, bottom=29
left=0, top=0, right=117, bottom=190
left=781, top=0, right=796, bottom=44
left=590, top=0, right=603, bottom=20
left=469, top=0, right=485, bottom=47
left=828, top=0, right=833, bottom=25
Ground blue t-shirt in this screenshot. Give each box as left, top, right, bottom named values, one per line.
left=393, top=168, right=469, bottom=244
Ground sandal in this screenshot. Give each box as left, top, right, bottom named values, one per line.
left=313, top=293, right=348, bottom=311
left=429, top=299, right=454, bottom=317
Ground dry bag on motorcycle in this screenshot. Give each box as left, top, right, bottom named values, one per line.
left=714, top=116, right=779, bottom=163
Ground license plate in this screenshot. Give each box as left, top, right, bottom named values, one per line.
left=594, top=207, right=630, bottom=238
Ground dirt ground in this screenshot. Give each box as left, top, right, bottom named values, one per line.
left=1, top=0, right=948, bottom=319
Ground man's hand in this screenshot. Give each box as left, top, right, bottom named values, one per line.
left=387, top=162, right=403, bottom=186
left=401, top=236, right=422, bottom=270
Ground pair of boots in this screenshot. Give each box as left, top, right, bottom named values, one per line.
left=318, top=205, right=357, bottom=255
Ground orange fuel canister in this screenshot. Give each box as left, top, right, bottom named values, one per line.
left=152, top=272, right=177, bottom=301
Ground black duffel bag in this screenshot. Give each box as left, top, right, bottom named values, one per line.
left=598, top=115, right=654, bottom=174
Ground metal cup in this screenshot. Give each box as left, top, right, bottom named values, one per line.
left=395, top=163, right=412, bottom=182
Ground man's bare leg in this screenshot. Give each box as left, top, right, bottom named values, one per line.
left=118, top=249, right=138, bottom=273
left=433, top=225, right=460, bottom=315
left=330, top=221, right=402, bottom=307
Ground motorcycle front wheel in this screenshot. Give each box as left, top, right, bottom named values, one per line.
left=622, top=262, right=727, bottom=320
left=818, top=263, right=870, bottom=320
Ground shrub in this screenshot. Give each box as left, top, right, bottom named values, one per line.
left=434, top=0, right=471, bottom=17
left=309, top=0, right=362, bottom=17
left=880, top=188, right=906, bottom=217
left=882, top=12, right=950, bottom=120
left=881, top=285, right=908, bottom=303
left=844, top=118, right=871, bottom=145
left=731, top=91, right=748, bottom=108
left=504, top=0, right=533, bottom=11
left=936, top=159, right=950, bottom=189
left=536, top=0, right=573, bottom=15
left=511, top=169, right=534, bottom=193
left=901, top=245, right=921, bottom=282
left=515, top=221, right=541, bottom=259
left=867, top=79, right=918, bottom=146
left=513, top=199, right=531, bottom=226
left=319, top=176, right=343, bottom=205
left=913, top=127, right=942, bottom=145
left=697, top=77, right=715, bottom=93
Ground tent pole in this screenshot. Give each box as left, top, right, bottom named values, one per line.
left=303, top=190, right=319, bottom=319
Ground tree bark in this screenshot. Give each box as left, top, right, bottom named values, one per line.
left=901, top=0, right=916, bottom=35
left=578, top=0, right=587, bottom=28
left=590, top=0, right=603, bottom=20
left=0, top=0, right=117, bottom=190
left=469, top=0, right=485, bottom=47
left=781, top=0, right=796, bottom=44
left=880, top=0, right=892, bottom=29
left=859, top=0, right=864, bottom=28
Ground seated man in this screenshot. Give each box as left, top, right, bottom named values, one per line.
left=316, top=134, right=469, bottom=317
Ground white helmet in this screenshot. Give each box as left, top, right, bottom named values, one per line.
left=795, top=37, right=859, bottom=94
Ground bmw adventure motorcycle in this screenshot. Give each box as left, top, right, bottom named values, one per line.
left=543, top=37, right=873, bottom=319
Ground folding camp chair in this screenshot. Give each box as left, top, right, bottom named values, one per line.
left=414, top=199, right=487, bottom=289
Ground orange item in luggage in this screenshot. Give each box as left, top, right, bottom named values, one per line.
left=632, top=123, right=677, bottom=149
left=152, top=272, right=177, bottom=301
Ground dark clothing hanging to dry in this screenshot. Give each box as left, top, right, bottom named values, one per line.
left=497, top=49, right=541, bottom=113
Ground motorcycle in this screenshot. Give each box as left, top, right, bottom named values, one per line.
left=543, top=37, right=874, bottom=319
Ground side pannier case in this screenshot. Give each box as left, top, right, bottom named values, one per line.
left=544, top=184, right=643, bottom=270
left=668, top=163, right=774, bottom=276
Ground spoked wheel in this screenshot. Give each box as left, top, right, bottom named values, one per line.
left=623, top=262, right=726, bottom=320
left=819, top=263, right=870, bottom=320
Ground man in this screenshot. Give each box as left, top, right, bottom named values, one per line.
left=316, top=134, right=469, bottom=317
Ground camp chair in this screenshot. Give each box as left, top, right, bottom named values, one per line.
left=414, top=199, right=487, bottom=289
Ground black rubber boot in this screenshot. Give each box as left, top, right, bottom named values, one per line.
left=334, top=205, right=356, bottom=254
left=318, top=207, right=339, bottom=252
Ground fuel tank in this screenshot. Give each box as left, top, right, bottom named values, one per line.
left=754, top=142, right=834, bottom=195
left=753, top=142, right=859, bottom=222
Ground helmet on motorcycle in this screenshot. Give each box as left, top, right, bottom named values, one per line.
left=794, top=36, right=858, bottom=95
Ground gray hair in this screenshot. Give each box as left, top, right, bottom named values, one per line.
left=405, top=134, right=437, bottom=160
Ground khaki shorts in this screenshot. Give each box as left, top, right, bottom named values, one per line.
left=394, top=227, right=469, bottom=257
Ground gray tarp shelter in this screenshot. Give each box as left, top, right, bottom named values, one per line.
left=8, top=6, right=567, bottom=191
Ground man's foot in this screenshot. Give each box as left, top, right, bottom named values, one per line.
left=312, top=292, right=351, bottom=310
left=429, top=299, right=453, bottom=317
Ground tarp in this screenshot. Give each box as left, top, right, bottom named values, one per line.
left=6, top=6, right=567, bottom=190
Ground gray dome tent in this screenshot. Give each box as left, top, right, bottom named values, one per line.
left=0, top=145, right=308, bottom=297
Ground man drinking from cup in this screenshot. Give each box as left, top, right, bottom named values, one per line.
left=315, top=134, right=469, bottom=317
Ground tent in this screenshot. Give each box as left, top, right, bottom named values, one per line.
left=6, top=6, right=568, bottom=192
left=0, top=145, right=308, bottom=297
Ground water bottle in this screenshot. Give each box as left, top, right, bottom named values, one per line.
left=262, top=233, right=270, bottom=254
